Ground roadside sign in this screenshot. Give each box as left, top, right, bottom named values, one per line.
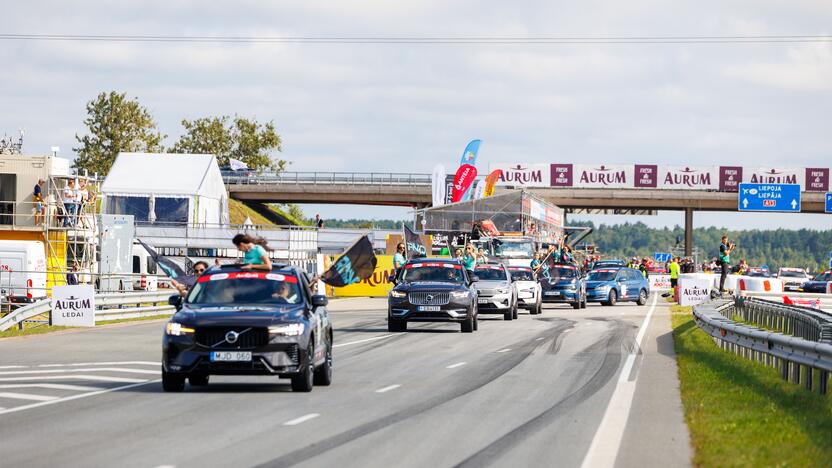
left=653, top=252, right=672, bottom=263
left=826, top=193, right=832, bottom=213
left=738, top=183, right=801, bottom=213
left=51, top=285, right=96, bottom=327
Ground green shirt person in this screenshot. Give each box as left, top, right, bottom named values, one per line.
left=393, top=243, right=407, bottom=271
left=233, top=233, right=273, bottom=271
left=668, top=260, right=680, bottom=279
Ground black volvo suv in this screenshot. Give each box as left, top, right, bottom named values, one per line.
left=162, top=265, right=333, bottom=393
left=387, top=259, right=478, bottom=333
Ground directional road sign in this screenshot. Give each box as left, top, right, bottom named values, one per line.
left=738, top=183, right=801, bottom=213
left=826, top=192, right=832, bottom=214
left=653, top=252, right=672, bottom=263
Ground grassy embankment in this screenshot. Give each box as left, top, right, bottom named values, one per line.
left=0, top=314, right=171, bottom=339
left=670, top=302, right=832, bottom=466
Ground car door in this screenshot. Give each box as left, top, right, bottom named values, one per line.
left=301, top=273, right=328, bottom=363
left=627, top=269, right=643, bottom=300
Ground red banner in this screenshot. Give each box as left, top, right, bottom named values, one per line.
left=483, top=169, right=502, bottom=197
left=452, top=164, right=478, bottom=203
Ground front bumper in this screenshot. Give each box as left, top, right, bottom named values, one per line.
left=388, top=298, right=472, bottom=322
left=541, top=288, right=580, bottom=303
left=586, top=288, right=612, bottom=302
left=163, top=334, right=304, bottom=377
left=476, top=293, right=512, bottom=313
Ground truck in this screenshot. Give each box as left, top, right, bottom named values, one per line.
left=0, top=240, right=48, bottom=303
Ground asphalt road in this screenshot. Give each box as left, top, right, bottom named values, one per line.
left=0, top=294, right=691, bottom=468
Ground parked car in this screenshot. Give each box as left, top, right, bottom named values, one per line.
left=0, top=240, right=47, bottom=303
left=388, top=259, right=478, bottom=332
left=162, top=265, right=332, bottom=392
left=585, top=267, right=650, bottom=306
left=745, top=267, right=771, bottom=278
left=801, top=270, right=832, bottom=293
left=540, top=263, right=586, bottom=309
left=473, top=263, right=518, bottom=321
left=777, top=267, right=811, bottom=291
left=507, top=266, right=542, bottom=315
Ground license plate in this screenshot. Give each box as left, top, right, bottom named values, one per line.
left=545, top=291, right=560, bottom=296
left=478, top=298, right=490, bottom=304
left=418, top=305, right=440, bottom=312
left=210, top=351, right=252, bottom=362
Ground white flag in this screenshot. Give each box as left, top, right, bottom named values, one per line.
left=229, top=158, right=248, bottom=171
left=431, top=164, right=446, bottom=207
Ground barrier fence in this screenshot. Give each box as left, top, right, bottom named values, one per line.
left=693, top=297, right=832, bottom=395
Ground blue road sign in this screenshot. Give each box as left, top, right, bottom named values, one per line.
left=825, top=192, right=832, bottom=214
left=654, top=252, right=672, bottom=263
left=738, top=183, right=801, bottom=213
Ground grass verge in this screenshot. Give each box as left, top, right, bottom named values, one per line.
left=672, top=312, right=832, bottom=466
left=0, top=314, right=171, bottom=339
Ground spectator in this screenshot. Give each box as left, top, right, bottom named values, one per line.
left=393, top=242, right=406, bottom=271
left=668, top=257, right=680, bottom=296
left=462, top=244, right=477, bottom=273
left=62, top=180, right=77, bottom=227
left=66, top=265, right=79, bottom=285
left=531, top=252, right=542, bottom=272
left=639, top=258, right=649, bottom=278
left=314, top=214, right=324, bottom=229
left=232, top=234, right=273, bottom=271
left=477, top=248, right=489, bottom=264
left=718, top=235, right=736, bottom=294
left=33, top=179, right=45, bottom=225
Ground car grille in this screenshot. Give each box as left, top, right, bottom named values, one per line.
left=477, top=289, right=497, bottom=297
left=196, top=327, right=269, bottom=349
left=408, top=292, right=450, bottom=305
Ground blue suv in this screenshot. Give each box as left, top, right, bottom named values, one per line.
left=585, top=267, right=650, bottom=306
left=540, top=263, right=587, bottom=309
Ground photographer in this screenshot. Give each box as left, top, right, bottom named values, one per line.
left=718, top=235, right=736, bottom=294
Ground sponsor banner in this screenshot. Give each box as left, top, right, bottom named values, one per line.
left=718, top=166, right=743, bottom=192
left=444, top=174, right=455, bottom=205
left=805, top=167, right=829, bottom=192
left=529, top=199, right=545, bottom=221
left=744, top=167, right=804, bottom=187
left=550, top=163, right=573, bottom=187
left=451, top=164, right=477, bottom=203
left=573, top=164, right=633, bottom=188
left=490, top=163, right=550, bottom=187
left=650, top=274, right=672, bottom=291
left=545, top=207, right=563, bottom=228
left=658, top=166, right=718, bottom=190
left=332, top=255, right=395, bottom=297
left=678, top=277, right=712, bottom=306
left=634, top=164, right=658, bottom=188
left=431, top=164, right=446, bottom=206
left=483, top=169, right=502, bottom=197
left=51, top=285, right=96, bottom=327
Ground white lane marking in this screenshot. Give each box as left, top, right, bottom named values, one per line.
left=580, top=293, right=658, bottom=468
left=446, top=362, right=466, bottom=369
left=535, top=337, right=544, bottom=341
left=36, top=361, right=158, bottom=368
left=0, top=383, right=100, bottom=391
left=0, top=366, right=27, bottom=370
left=0, top=379, right=159, bottom=416
left=497, top=348, right=511, bottom=353
left=0, top=392, right=59, bottom=402
left=332, top=334, right=395, bottom=348
left=374, top=384, right=401, bottom=393
left=154, top=465, right=176, bottom=468
left=0, top=367, right=159, bottom=376
left=0, top=375, right=147, bottom=383
left=283, top=413, right=320, bottom=426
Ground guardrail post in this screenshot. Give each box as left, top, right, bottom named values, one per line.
left=780, top=360, right=789, bottom=381
left=820, top=371, right=829, bottom=395
left=805, top=367, right=813, bottom=391
left=791, top=362, right=801, bottom=384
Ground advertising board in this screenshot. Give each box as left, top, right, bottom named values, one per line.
left=678, top=277, right=712, bottom=306
left=51, top=285, right=96, bottom=327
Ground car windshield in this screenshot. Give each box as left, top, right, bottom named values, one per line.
left=779, top=270, right=806, bottom=278
left=401, top=264, right=464, bottom=283
left=474, top=267, right=508, bottom=281
left=587, top=270, right=617, bottom=281
left=813, top=272, right=832, bottom=281
left=186, top=272, right=302, bottom=305
left=747, top=269, right=770, bottom=277
left=494, top=241, right=535, bottom=258
left=541, top=266, right=578, bottom=281
left=509, top=269, right=534, bottom=281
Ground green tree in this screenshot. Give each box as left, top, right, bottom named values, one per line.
left=172, top=115, right=284, bottom=171
left=73, top=91, right=165, bottom=175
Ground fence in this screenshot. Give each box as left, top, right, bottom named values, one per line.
left=221, top=171, right=432, bottom=186
left=0, top=290, right=175, bottom=332
left=693, top=297, right=832, bottom=395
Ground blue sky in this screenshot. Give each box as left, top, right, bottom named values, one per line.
left=2, top=0, right=831, bottom=229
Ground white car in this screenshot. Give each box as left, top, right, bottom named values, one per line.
left=777, top=267, right=811, bottom=292
left=508, top=266, right=542, bottom=315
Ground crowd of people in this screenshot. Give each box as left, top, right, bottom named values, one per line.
left=32, top=178, right=97, bottom=228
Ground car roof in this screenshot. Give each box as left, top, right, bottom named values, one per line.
left=405, top=258, right=459, bottom=265
left=205, top=264, right=297, bottom=275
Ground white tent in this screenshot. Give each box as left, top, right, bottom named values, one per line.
left=101, top=153, right=229, bottom=226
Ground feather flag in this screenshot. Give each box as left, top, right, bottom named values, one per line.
left=451, top=164, right=478, bottom=203
left=483, top=169, right=502, bottom=198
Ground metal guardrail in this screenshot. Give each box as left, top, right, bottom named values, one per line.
left=0, top=291, right=175, bottom=332
left=222, top=171, right=432, bottom=186
left=693, top=298, right=832, bottom=395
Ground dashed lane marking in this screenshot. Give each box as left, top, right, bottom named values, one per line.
left=0, top=383, right=100, bottom=391
left=446, top=362, right=466, bottom=369
left=497, top=348, right=511, bottom=353
left=0, top=375, right=148, bottom=383
left=0, top=366, right=27, bottom=370
left=332, top=334, right=395, bottom=348
left=535, top=337, right=544, bottom=341
left=283, top=413, right=320, bottom=426
left=0, top=367, right=160, bottom=376
left=0, top=392, right=59, bottom=402
left=374, top=384, right=401, bottom=393
left=0, top=379, right=160, bottom=416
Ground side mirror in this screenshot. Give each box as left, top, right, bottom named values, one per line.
left=311, top=295, right=329, bottom=307
left=168, top=294, right=182, bottom=309
left=470, top=275, right=480, bottom=283
left=388, top=274, right=397, bottom=283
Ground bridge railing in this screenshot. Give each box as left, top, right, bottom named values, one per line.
left=222, top=171, right=432, bottom=186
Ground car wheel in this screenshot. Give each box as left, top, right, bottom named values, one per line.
left=188, top=373, right=209, bottom=386
left=388, top=318, right=407, bottom=332
left=512, top=302, right=518, bottom=319
left=607, top=289, right=618, bottom=306
left=291, top=342, right=315, bottom=392
left=313, top=341, right=333, bottom=386
left=473, top=312, right=479, bottom=330
left=461, top=313, right=475, bottom=333
left=637, top=289, right=648, bottom=306
left=580, top=297, right=587, bottom=309
left=572, top=300, right=581, bottom=310
left=162, top=368, right=185, bottom=392
left=503, top=309, right=513, bottom=320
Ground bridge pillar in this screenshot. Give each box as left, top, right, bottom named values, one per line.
left=684, top=208, right=694, bottom=257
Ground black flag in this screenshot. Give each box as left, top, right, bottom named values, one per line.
left=136, top=239, right=194, bottom=285
left=320, top=235, right=378, bottom=287
left=404, top=224, right=427, bottom=259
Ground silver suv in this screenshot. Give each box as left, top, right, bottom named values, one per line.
left=472, top=263, right=518, bottom=321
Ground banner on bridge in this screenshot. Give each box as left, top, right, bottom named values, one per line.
left=488, top=163, right=550, bottom=187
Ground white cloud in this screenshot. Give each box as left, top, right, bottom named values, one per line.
left=724, top=43, right=832, bottom=91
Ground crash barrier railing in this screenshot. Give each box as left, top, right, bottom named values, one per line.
left=1, top=270, right=171, bottom=300
left=733, top=296, right=832, bottom=343
left=0, top=290, right=175, bottom=332
left=739, top=290, right=832, bottom=310
left=222, top=171, right=432, bottom=186
left=693, top=298, right=832, bottom=395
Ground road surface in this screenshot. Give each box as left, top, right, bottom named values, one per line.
left=0, top=295, right=691, bottom=468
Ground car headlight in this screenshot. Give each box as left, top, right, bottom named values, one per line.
left=596, top=285, right=610, bottom=292
left=450, top=290, right=468, bottom=299
left=268, top=323, right=305, bottom=336
left=166, top=322, right=195, bottom=336
left=390, top=290, right=407, bottom=298
left=497, top=288, right=509, bottom=294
